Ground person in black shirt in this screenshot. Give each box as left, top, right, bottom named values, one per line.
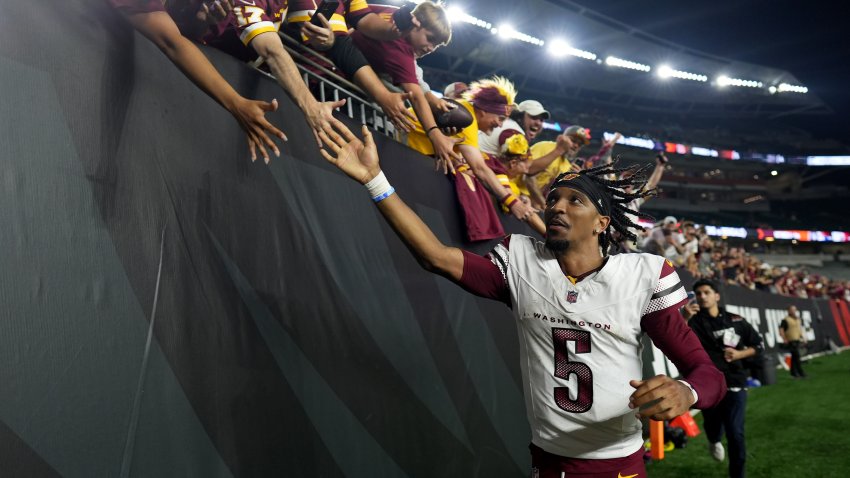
left=682, top=279, right=763, bottom=478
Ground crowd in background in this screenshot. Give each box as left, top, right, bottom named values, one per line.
left=639, top=219, right=850, bottom=302
left=110, top=0, right=848, bottom=302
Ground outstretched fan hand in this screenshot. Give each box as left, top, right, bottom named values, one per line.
left=318, top=123, right=382, bottom=185
left=230, top=97, right=287, bottom=163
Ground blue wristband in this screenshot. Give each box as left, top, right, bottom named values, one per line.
left=372, top=187, right=396, bottom=203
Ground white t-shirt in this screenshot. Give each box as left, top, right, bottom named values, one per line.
left=478, top=118, right=523, bottom=155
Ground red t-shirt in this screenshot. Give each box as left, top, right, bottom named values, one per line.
left=349, top=8, right=416, bottom=85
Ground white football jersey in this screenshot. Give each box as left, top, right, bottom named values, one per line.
left=488, top=235, right=685, bottom=459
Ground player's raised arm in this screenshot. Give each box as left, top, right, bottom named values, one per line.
left=317, top=122, right=465, bottom=280
left=119, top=9, right=285, bottom=163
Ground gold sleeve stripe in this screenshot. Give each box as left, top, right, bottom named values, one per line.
left=285, top=12, right=349, bottom=32
left=240, top=22, right=277, bottom=45
left=349, top=0, right=369, bottom=12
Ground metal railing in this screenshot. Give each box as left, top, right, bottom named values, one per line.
left=250, top=33, right=398, bottom=139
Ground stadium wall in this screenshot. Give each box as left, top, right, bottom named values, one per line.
left=1, top=1, right=848, bottom=477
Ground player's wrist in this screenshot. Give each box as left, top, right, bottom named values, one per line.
left=364, top=170, right=395, bottom=202
left=677, top=380, right=699, bottom=406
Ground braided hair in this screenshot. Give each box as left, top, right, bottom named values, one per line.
left=551, top=160, right=657, bottom=255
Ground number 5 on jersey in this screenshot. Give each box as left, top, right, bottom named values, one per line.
left=552, top=328, right=593, bottom=413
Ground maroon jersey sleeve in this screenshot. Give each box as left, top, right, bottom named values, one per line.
left=640, top=260, right=726, bottom=409
left=107, top=0, right=166, bottom=15
left=227, top=0, right=286, bottom=46
left=457, top=237, right=511, bottom=306
left=343, top=0, right=374, bottom=27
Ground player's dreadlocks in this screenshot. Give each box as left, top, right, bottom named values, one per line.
left=550, top=160, right=656, bottom=255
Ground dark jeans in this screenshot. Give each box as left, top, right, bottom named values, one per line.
left=703, top=389, right=748, bottom=478
left=788, top=341, right=806, bottom=377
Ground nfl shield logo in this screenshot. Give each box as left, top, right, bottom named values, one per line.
left=567, top=291, right=579, bottom=303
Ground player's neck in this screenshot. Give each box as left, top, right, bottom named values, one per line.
left=706, top=305, right=720, bottom=317
left=556, top=247, right=605, bottom=279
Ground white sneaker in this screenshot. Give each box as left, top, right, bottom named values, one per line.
left=709, top=442, right=725, bottom=462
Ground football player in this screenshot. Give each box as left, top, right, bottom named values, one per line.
left=317, top=121, right=726, bottom=478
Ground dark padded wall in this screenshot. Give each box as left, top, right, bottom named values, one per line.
left=1, top=1, right=847, bottom=477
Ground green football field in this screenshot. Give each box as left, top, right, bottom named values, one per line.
left=647, top=351, right=850, bottom=478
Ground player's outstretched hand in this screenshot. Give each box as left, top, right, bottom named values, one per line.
left=305, top=99, right=347, bottom=147
left=229, top=97, right=287, bottom=164
left=318, top=123, right=381, bottom=185
left=628, top=375, right=696, bottom=421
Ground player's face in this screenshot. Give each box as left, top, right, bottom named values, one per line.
left=543, top=187, right=608, bottom=249
left=694, top=285, right=719, bottom=310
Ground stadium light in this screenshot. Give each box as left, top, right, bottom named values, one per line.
left=547, top=39, right=596, bottom=60
left=777, top=83, right=808, bottom=93
left=571, top=48, right=597, bottom=60
left=548, top=39, right=569, bottom=58
left=605, top=56, right=651, bottom=72
left=657, top=65, right=708, bottom=82
left=422, top=6, right=800, bottom=97
left=492, top=23, right=544, bottom=45
left=493, top=24, right=512, bottom=38
left=446, top=6, right=492, bottom=29
left=716, top=76, right=763, bottom=88
left=806, top=156, right=850, bottom=166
